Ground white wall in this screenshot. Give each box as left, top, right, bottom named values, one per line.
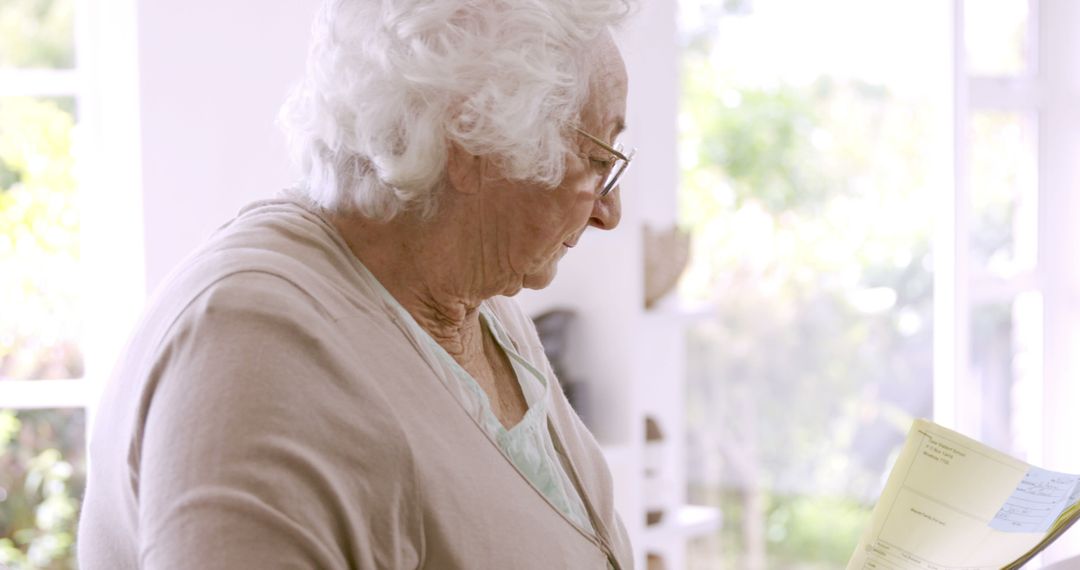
left=136, top=1, right=316, bottom=293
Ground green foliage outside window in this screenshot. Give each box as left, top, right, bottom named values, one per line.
left=0, top=409, right=84, bottom=570
left=0, top=97, right=83, bottom=381
left=680, top=17, right=938, bottom=570
left=0, top=0, right=74, bottom=69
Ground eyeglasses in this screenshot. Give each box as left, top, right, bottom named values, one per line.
left=574, top=127, right=636, bottom=198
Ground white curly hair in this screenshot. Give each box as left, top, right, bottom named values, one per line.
left=278, top=0, right=631, bottom=219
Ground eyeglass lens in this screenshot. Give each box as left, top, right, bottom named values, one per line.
left=599, top=147, right=633, bottom=197
left=601, top=162, right=624, bottom=195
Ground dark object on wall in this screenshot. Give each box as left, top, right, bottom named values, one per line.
left=644, top=415, right=668, bottom=525
left=531, top=309, right=590, bottom=425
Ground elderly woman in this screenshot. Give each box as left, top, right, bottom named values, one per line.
left=77, top=0, right=635, bottom=568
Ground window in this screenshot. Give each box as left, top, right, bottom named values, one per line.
left=1, top=1, right=86, bottom=565
left=0, top=0, right=141, bottom=567
left=679, top=0, right=1080, bottom=567
left=947, top=0, right=1042, bottom=460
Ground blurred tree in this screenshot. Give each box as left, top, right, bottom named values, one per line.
left=0, top=97, right=82, bottom=381
left=680, top=26, right=937, bottom=570
left=0, top=0, right=74, bottom=69
left=0, top=409, right=85, bottom=570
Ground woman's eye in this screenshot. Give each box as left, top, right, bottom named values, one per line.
left=589, top=156, right=613, bottom=170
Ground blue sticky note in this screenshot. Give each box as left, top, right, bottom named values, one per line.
left=990, top=467, right=1080, bottom=533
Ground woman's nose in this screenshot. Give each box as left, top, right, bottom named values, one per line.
left=589, top=186, right=621, bottom=230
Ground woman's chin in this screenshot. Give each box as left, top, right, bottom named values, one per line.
left=516, top=246, right=568, bottom=292
left=522, top=262, right=560, bottom=291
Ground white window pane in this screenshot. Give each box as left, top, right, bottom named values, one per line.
left=0, top=96, right=83, bottom=382
left=964, top=0, right=1031, bottom=77
left=969, top=292, right=1043, bottom=462
left=969, top=111, right=1038, bottom=278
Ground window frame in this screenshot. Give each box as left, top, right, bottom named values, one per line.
left=941, top=6, right=1080, bottom=563
left=939, top=0, right=1044, bottom=442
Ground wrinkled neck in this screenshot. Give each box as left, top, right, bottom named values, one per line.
left=328, top=209, right=488, bottom=360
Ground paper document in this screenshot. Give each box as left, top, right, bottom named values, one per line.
left=847, top=419, right=1080, bottom=570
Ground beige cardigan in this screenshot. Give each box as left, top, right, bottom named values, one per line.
left=77, top=200, right=634, bottom=569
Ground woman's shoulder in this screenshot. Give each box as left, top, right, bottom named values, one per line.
left=152, top=198, right=377, bottom=324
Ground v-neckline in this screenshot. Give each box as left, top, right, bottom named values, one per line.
left=385, top=298, right=614, bottom=554
left=369, top=280, right=613, bottom=555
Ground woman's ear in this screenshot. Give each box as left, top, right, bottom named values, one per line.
left=445, top=143, right=483, bottom=195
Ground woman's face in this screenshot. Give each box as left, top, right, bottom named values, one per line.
left=480, top=37, right=629, bottom=293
